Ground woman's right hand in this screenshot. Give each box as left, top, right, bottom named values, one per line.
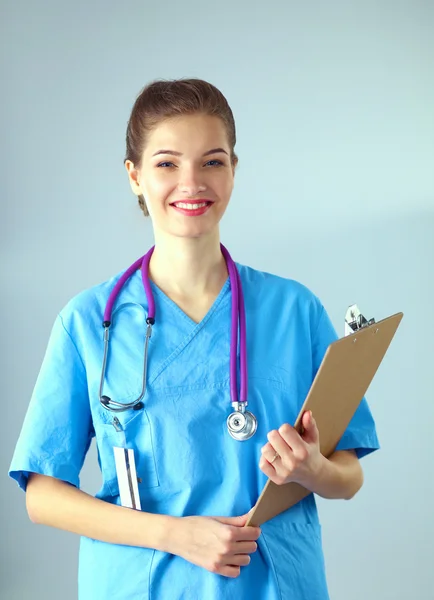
left=168, top=513, right=261, bottom=578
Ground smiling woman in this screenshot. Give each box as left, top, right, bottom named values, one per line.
left=9, top=78, right=379, bottom=600
left=125, top=112, right=237, bottom=248
left=123, top=79, right=238, bottom=218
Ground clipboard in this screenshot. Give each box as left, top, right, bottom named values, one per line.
left=246, top=311, right=403, bottom=527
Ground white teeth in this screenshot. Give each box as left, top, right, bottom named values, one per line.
left=174, top=202, right=208, bottom=210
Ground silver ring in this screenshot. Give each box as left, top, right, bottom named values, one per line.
left=270, top=451, right=280, bottom=464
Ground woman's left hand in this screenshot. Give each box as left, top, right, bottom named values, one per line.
left=259, top=410, right=325, bottom=489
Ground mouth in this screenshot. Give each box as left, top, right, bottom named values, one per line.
left=169, top=199, right=214, bottom=217
left=170, top=200, right=214, bottom=210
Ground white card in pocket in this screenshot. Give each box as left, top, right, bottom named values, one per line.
left=113, top=447, right=142, bottom=510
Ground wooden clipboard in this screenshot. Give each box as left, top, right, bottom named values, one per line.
left=246, top=312, right=403, bottom=527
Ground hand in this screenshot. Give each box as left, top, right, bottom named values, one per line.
left=259, top=410, right=325, bottom=489
left=168, top=512, right=261, bottom=578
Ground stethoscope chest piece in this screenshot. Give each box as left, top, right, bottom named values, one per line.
left=227, top=407, right=257, bottom=441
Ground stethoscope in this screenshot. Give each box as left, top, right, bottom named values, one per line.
left=99, top=244, right=257, bottom=441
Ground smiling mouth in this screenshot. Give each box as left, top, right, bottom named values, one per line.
left=170, top=201, right=213, bottom=210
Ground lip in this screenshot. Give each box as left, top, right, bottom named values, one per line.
left=170, top=199, right=214, bottom=206
left=170, top=199, right=214, bottom=217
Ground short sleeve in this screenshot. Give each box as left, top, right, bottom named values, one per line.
left=312, top=304, right=380, bottom=459
left=9, top=314, right=94, bottom=491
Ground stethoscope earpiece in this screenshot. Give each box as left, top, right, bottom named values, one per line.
left=100, top=395, right=144, bottom=412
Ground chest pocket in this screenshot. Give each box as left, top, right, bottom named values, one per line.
left=94, top=407, right=160, bottom=498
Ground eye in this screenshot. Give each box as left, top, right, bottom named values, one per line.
left=156, top=161, right=176, bottom=168
left=205, top=159, right=224, bottom=167
left=156, top=159, right=224, bottom=168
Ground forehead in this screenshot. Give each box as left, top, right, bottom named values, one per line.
left=145, top=114, right=229, bottom=152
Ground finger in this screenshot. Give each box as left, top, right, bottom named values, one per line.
left=242, top=507, right=255, bottom=524
left=213, top=517, right=260, bottom=538
left=259, top=454, right=282, bottom=482
left=239, top=508, right=258, bottom=525
left=261, top=442, right=280, bottom=465
left=214, top=515, right=248, bottom=527
left=276, top=424, right=307, bottom=458
left=302, top=410, right=312, bottom=429
left=213, top=516, right=261, bottom=541
left=227, top=553, right=252, bottom=567
left=232, top=525, right=261, bottom=541
left=212, top=521, right=261, bottom=541
left=219, top=565, right=241, bottom=578
left=232, top=541, right=258, bottom=554
left=259, top=458, right=290, bottom=485
left=302, top=412, right=319, bottom=444
left=267, top=428, right=297, bottom=461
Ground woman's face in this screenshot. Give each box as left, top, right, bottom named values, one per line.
left=126, top=114, right=237, bottom=240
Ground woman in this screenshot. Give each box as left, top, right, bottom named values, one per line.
left=9, top=78, right=379, bottom=599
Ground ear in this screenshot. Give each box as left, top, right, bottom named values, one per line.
left=231, top=157, right=238, bottom=179
left=125, top=160, right=142, bottom=196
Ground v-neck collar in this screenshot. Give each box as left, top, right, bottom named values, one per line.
left=125, top=266, right=238, bottom=387
left=149, top=275, right=231, bottom=329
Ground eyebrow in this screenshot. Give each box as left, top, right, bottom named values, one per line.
left=152, top=147, right=229, bottom=157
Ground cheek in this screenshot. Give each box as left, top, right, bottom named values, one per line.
left=143, top=175, right=174, bottom=204
left=214, top=174, right=233, bottom=200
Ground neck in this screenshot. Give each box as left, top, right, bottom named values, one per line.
left=148, top=231, right=228, bottom=299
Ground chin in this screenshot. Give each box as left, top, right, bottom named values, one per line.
left=168, top=223, right=219, bottom=240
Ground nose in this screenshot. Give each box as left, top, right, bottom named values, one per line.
left=177, top=165, right=207, bottom=196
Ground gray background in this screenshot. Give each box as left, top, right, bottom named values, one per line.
left=2, top=1, right=433, bottom=598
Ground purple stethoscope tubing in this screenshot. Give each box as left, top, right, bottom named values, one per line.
left=99, top=244, right=250, bottom=413
left=220, top=245, right=247, bottom=404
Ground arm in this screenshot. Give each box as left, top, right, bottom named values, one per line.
left=26, top=473, right=172, bottom=550
left=302, top=449, right=363, bottom=500
left=260, top=411, right=364, bottom=500
left=26, top=473, right=261, bottom=578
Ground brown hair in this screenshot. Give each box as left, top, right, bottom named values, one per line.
left=124, top=78, right=238, bottom=216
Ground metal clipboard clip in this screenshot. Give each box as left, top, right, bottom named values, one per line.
left=344, top=304, right=376, bottom=336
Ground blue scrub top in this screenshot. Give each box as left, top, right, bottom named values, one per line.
left=9, top=262, right=379, bottom=600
